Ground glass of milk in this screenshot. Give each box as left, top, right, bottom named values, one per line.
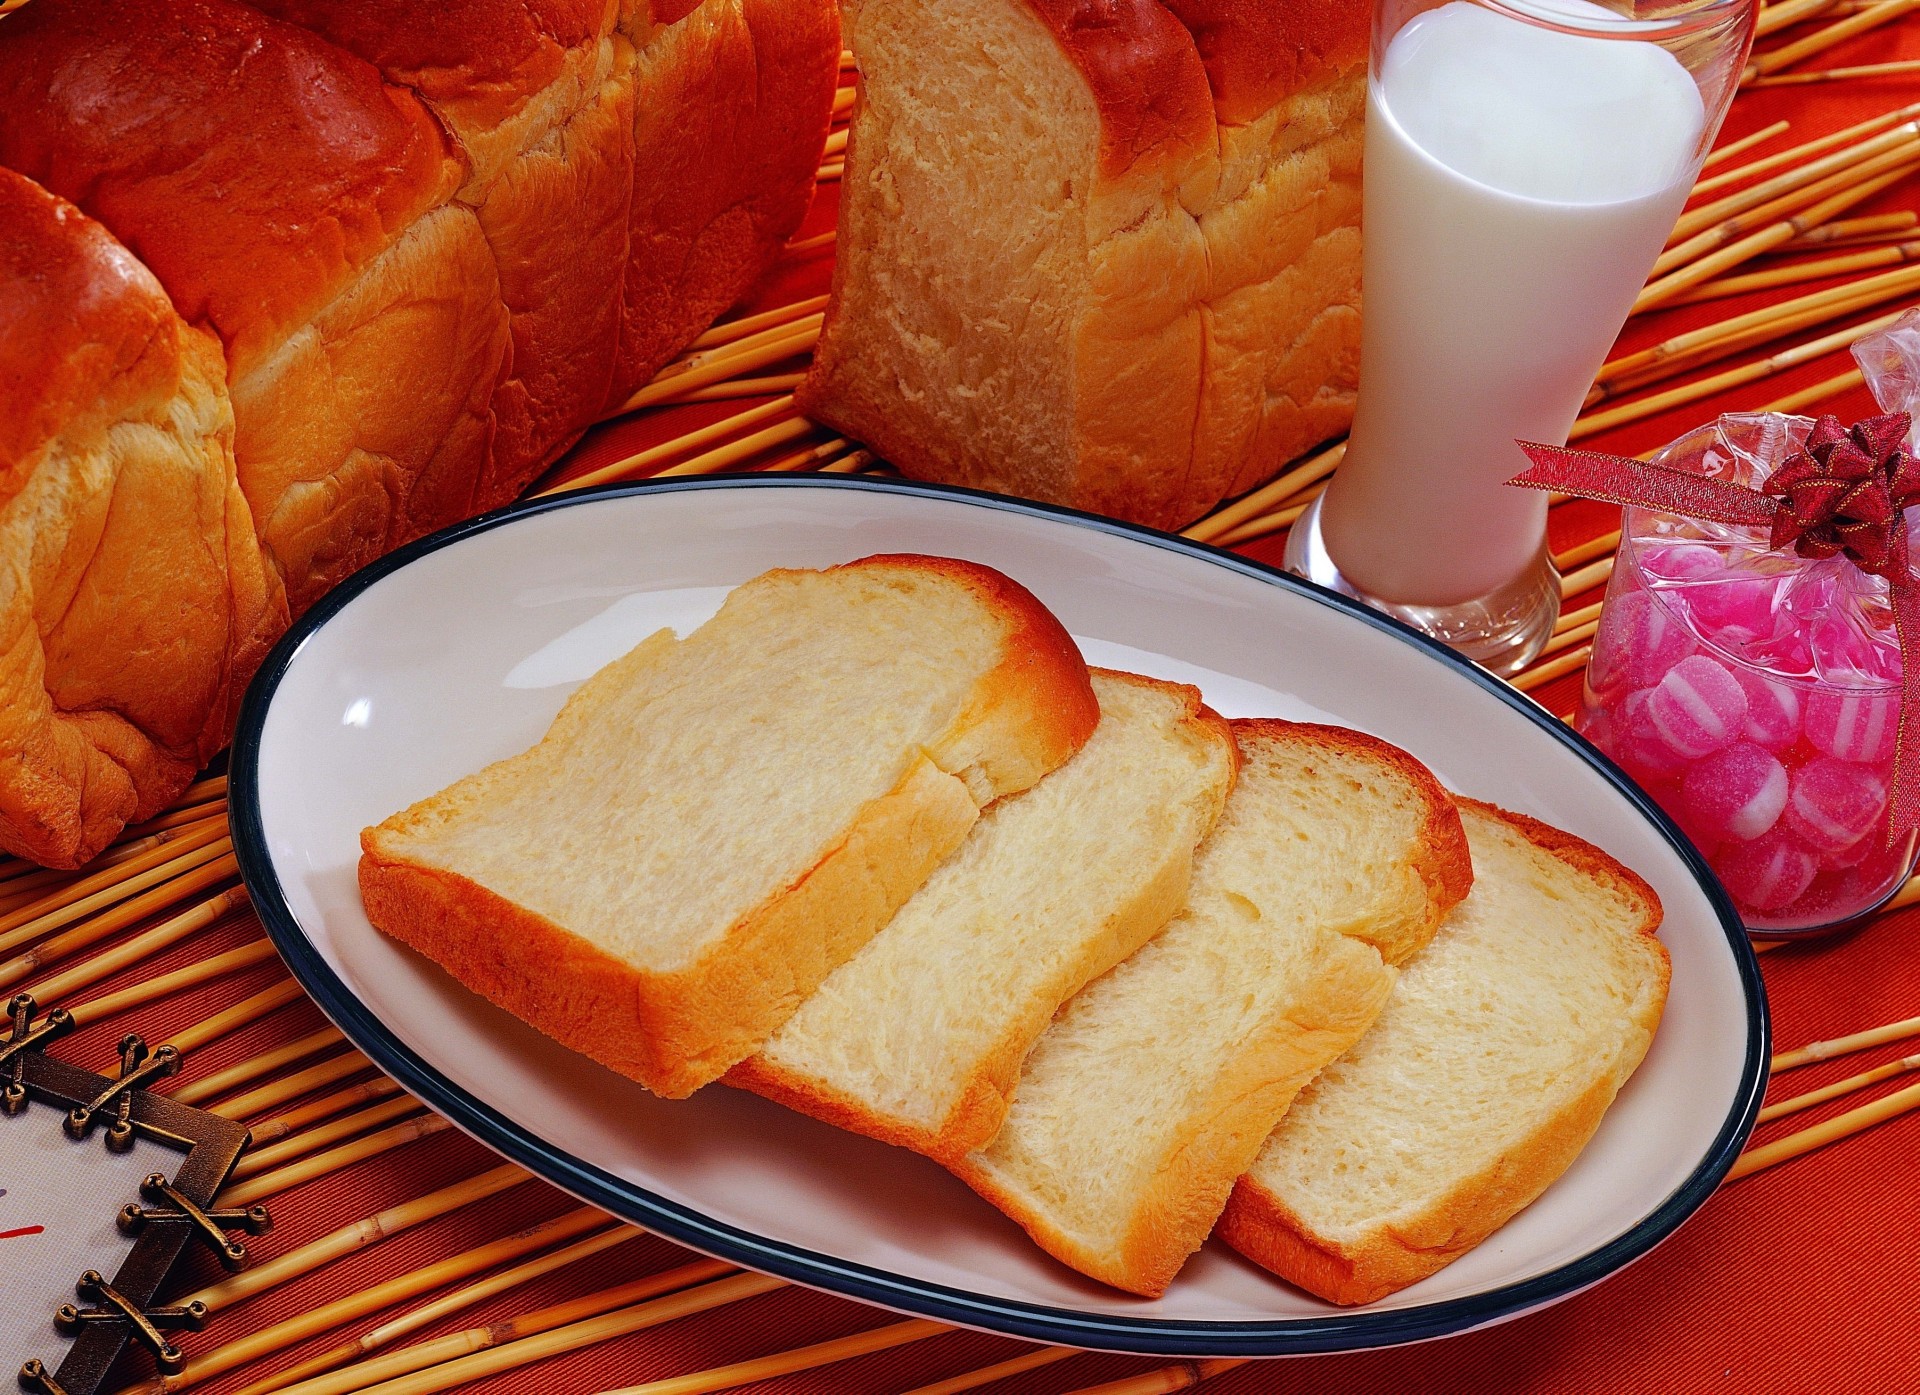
left=1285, top=0, right=1756, bottom=675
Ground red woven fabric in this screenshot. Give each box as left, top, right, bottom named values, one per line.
left=61, top=18, right=1920, bottom=1395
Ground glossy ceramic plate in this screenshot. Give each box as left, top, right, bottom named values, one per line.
left=231, top=476, right=1767, bottom=1356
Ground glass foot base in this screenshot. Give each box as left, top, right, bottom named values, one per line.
left=1282, top=495, right=1561, bottom=679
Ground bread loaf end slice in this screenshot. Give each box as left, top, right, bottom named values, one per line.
left=954, top=720, right=1472, bottom=1295
left=730, top=669, right=1237, bottom=1162
left=1218, top=799, right=1669, bottom=1305
left=360, top=554, right=1098, bottom=1098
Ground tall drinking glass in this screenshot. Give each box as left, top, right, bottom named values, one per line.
left=1286, top=0, right=1757, bottom=675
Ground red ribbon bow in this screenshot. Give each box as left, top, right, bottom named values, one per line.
left=1510, top=412, right=1920, bottom=840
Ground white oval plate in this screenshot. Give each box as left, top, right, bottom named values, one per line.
left=231, top=477, right=1765, bottom=1356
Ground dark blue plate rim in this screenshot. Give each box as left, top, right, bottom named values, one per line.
left=229, top=473, right=1767, bottom=1357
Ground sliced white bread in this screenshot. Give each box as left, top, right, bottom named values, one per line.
left=1218, top=799, right=1670, bottom=1306
left=954, top=720, right=1473, bottom=1296
left=359, top=554, right=1099, bottom=1099
left=729, top=669, right=1237, bottom=1162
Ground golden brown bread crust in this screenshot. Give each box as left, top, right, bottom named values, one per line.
left=0, top=170, right=280, bottom=866
left=1158, top=0, right=1369, bottom=126
left=609, top=0, right=840, bottom=406
left=0, top=0, right=461, bottom=382
left=728, top=676, right=1233, bottom=1165
left=361, top=554, right=1098, bottom=1097
left=362, top=754, right=982, bottom=1098
left=1217, top=798, right=1670, bottom=1305
left=1021, top=0, right=1217, bottom=178
left=246, top=0, right=636, bottom=494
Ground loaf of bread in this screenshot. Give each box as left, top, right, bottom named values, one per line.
left=1218, top=799, right=1670, bottom=1304
left=730, top=669, right=1236, bottom=1162
left=360, top=556, right=1099, bottom=1098
left=0, top=0, right=838, bottom=866
left=954, top=720, right=1471, bottom=1296
left=798, top=0, right=1365, bottom=529
left=0, top=170, right=281, bottom=868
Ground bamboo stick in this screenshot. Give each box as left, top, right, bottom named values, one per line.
left=0, top=811, right=224, bottom=896
left=591, top=1319, right=949, bottom=1395
left=817, top=160, right=845, bottom=181
left=821, top=128, right=848, bottom=160
left=219, top=1113, right=455, bottom=1208
left=676, top=372, right=809, bottom=402
left=226, top=1096, right=426, bottom=1182
left=1758, top=1051, right=1920, bottom=1122
left=1637, top=158, right=1920, bottom=310
left=175, top=1026, right=350, bottom=1108
left=1774, top=1012, right=1920, bottom=1070
left=175, top=773, right=230, bottom=804
left=0, top=820, right=231, bottom=946
left=1754, top=0, right=1842, bottom=37
left=265, top=1271, right=783, bottom=1395
left=1781, top=213, right=1920, bottom=248
left=832, top=85, right=855, bottom=116
left=1512, top=645, right=1593, bottom=693
left=182, top=1164, right=533, bottom=1312
left=0, top=851, right=239, bottom=988
left=784, top=229, right=836, bottom=256
left=1750, top=57, right=1920, bottom=85
left=167, top=979, right=306, bottom=1055
left=1574, top=309, right=1904, bottom=440
left=1700, top=119, right=1793, bottom=170
left=1667, top=240, right=1920, bottom=302
left=1655, top=139, right=1920, bottom=275
left=1559, top=556, right=1616, bottom=598
left=1211, top=486, right=1325, bottom=548
left=818, top=447, right=876, bottom=474
left=111, top=1212, right=626, bottom=1395
left=1553, top=530, right=1622, bottom=572
left=1057, top=1359, right=1250, bottom=1395
left=1670, top=123, right=1919, bottom=243
left=248, top=1076, right=406, bottom=1148
left=615, top=324, right=821, bottom=414
left=653, top=418, right=817, bottom=478
left=898, top=1349, right=1082, bottom=1395
left=1760, top=365, right=1867, bottom=412
left=1882, top=871, right=1920, bottom=910
left=55, top=940, right=276, bottom=1034
left=1555, top=600, right=1604, bottom=635
left=223, top=1223, right=641, bottom=1395
left=1744, top=0, right=1920, bottom=79
left=1602, top=262, right=1920, bottom=386
left=119, top=797, right=229, bottom=841
left=689, top=296, right=828, bottom=351
left=1540, top=619, right=1601, bottom=658
left=1729, top=1077, right=1920, bottom=1179
left=1183, top=440, right=1347, bottom=543
left=10, top=882, right=250, bottom=1002
left=541, top=397, right=797, bottom=495
left=204, top=1045, right=371, bottom=1118
left=760, top=437, right=850, bottom=472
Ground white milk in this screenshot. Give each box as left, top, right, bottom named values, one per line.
left=1317, top=0, right=1707, bottom=607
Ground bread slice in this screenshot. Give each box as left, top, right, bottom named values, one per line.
left=729, top=669, right=1237, bottom=1163
left=1218, top=799, right=1670, bottom=1306
left=359, top=555, right=1098, bottom=1098
left=953, top=720, right=1472, bottom=1296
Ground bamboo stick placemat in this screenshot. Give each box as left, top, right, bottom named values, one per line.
left=10, top=8, right=1920, bottom=1394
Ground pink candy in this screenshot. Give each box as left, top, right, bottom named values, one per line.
left=1735, top=668, right=1800, bottom=752
left=1680, top=744, right=1787, bottom=844
left=1784, top=757, right=1887, bottom=853
left=1644, top=656, right=1747, bottom=759
left=1614, top=690, right=1689, bottom=780
left=1711, top=830, right=1819, bottom=913
left=1804, top=684, right=1899, bottom=764
left=1585, top=588, right=1693, bottom=697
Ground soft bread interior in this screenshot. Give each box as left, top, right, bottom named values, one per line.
left=736, top=669, right=1235, bottom=1159
left=807, top=0, right=1107, bottom=506
left=956, top=720, right=1469, bottom=1295
left=1223, top=800, right=1669, bottom=1304
left=367, top=562, right=1026, bottom=973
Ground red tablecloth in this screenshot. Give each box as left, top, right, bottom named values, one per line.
left=61, top=14, right=1920, bottom=1394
